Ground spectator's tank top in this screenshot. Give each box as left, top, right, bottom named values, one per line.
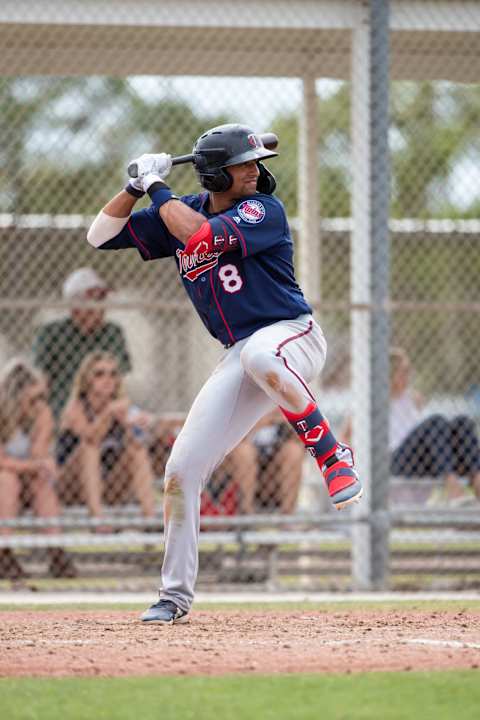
left=3, top=428, right=31, bottom=459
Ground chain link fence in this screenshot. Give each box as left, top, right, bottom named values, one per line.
left=0, top=0, right=479, bottom=591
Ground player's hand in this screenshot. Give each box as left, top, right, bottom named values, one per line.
left=127, top=153, right=172, bottom=195
left=129, top=153, right=172, bottom=181
left=139, top=172, right=169, bottom=193
left=127, top=175, right=145, bottom=196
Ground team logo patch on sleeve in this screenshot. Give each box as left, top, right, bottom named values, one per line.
left=237, top=199, right=266, bottom=224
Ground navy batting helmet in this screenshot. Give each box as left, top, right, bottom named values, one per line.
left=193, top=124, right=278, bottom=194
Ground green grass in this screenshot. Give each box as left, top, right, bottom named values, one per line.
left=1, top=672, right=479, bottom=720
left=1, top=603, right=479, bottom=718
left=0, top=600, right=480, bottom=612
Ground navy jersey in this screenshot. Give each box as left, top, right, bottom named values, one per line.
left=98, top=192, right=312, bottom=347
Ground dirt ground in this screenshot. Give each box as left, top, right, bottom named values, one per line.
left=1, top=608, right=479, bottom=677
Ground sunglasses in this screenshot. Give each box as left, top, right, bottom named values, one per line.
left=91, top=368, right=119, bottom=379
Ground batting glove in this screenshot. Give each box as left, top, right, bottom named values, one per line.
left=140, top=171, right=172, bottom=194
left=125, top=153, right=172, bottom=198
left=132, top=153, right=172, bottom=180
left=126, top=175, right=146, bottom=198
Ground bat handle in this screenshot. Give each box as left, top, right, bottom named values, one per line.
left=172, top=154, right=195, bottom=166
left=127, top=153, right=194, bottom=178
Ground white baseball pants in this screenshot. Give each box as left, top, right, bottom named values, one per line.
left=160, top=313, right=327, bottom=610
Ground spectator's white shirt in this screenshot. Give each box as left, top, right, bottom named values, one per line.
left=389, top=391, right=423, bottom=452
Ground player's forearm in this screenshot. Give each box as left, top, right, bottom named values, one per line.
left=102, top=190, right=138, bottom=219
left=159, top=200, right=205, bottom=244
left=87, top=190, right=136, bottom=248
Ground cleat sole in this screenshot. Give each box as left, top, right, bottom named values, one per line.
left=141, top=614, right=190, bottom=625
left=333, top=486, right=364, bottom=511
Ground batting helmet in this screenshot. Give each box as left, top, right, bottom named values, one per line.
left=193, top=124, right=278, bottom=194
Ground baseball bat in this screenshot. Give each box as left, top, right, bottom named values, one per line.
left=127, top=133, right=278, bottom=178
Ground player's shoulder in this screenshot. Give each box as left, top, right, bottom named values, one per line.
left=254, top=191, right=283, bottom=206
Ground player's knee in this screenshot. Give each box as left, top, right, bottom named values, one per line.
left=164, top=455, right=184, bottom=484
left=165, top=454, right=203, bottom=494
left=240, top=346, right=275, bottom=382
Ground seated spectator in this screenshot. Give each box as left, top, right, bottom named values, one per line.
left=201, top=439, right=258, bottom=517
left=148, top=409, right=304, bottom=517
left=148, top=413, right=257, bottom=517
left=244, top=409, right=305, bottom=514
left=389, top=347, right=480, bottom=502
left=343, top=347, right=480, bottom=503
left=176, top=409, right=304, bottom=517
left=57, top=351, right=156, bottom=526
left=0, top=359, right=76, bottom=579
left=32, top=267, right=131, bottom=419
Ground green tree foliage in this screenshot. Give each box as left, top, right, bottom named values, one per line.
left=270, top=80, right=480, bottom=219
left=391, top=82, right=480, bottom=218
left=2, top=76, right=478, bottom=218
left=271, top=84, right=351, bottom=217
left=0, top=77, right=228, bottom=214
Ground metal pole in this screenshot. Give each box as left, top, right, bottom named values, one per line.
left=298, top=73, right=321, bottom=307
left=351, top=0, right=391, bottom=589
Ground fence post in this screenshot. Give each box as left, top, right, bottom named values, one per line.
left=298, top=73, right=321, bottom=307
left=351, top=0, right=391, bottom=590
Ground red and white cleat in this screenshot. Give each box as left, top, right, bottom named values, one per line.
left=321, top=444, right=363, bottom=510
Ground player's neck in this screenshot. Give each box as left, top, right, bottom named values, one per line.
left=207, top=191, right=244, bottom=214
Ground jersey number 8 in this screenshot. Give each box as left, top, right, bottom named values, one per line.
left=218, top=264, right=243, bottom=294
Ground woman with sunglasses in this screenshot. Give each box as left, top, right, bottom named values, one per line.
left=0, top=359, right=76, bottom=579
left=57, top=351, right=156, bottom=527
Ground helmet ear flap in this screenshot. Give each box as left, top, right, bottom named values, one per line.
left=256, top=162, right=276, bottom=195
left=198, top=168, right=233, bottom=193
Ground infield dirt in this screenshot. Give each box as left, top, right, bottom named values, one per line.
left=1, top=608, right=479, bottom=676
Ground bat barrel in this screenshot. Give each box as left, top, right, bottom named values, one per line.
left=260, top=132, right=278, bottom=150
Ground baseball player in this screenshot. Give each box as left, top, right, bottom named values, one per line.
left=87, top=124, right=363, bottom=624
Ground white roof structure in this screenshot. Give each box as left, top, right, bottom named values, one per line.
left=0, top=0, right=479, bottom=80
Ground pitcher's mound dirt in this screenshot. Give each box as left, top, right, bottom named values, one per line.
left=1, top=608, right=479, bottom=676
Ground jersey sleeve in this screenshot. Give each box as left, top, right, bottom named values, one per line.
left=97, top=206, right=175, bottom=261
left=208, top=195, right=288, bottom=258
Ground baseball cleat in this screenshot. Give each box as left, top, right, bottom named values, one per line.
left=140, top=599, right=190, bottom=624
left=322, top=444, right=363, bottom=510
